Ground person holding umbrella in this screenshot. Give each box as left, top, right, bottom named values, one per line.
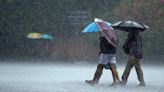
left=85, top=35, right=120, bottom=86
left=83, top=18, right=120, bottom=86
left=121, top=32, right=146, bottom=86
left=111, top=21, right=148, bottom=87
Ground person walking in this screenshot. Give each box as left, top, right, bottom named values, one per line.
left=121, top=32, right=146, bottom=86
left=85, top=36, right=120, bottom=86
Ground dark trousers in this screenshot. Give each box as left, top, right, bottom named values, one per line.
left=122, top=56, right=145, bottom=83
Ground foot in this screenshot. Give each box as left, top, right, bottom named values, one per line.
left=85, top=80, right=98, bottom=85
left=137, top=82, right=146, bottom=87
left=120, top=80, right=127, bottom=86
left=110, top=82, right=120, bottom=86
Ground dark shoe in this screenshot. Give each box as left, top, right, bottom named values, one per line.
left=85, top=80, right=98, bottom=85
left=137, top=82, right=146, bottom=87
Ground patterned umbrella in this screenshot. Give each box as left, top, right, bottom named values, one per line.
left=95, top=18, right=117, bottom=47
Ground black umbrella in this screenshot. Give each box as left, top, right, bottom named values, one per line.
left=111, top=21, right=149, bottom=32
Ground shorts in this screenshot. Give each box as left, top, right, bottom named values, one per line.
left=99, top=53, right=116, bottom=65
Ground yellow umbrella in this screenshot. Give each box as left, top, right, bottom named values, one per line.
left=27, top=32, right=41, bottom=39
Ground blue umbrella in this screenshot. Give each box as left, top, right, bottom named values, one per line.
left=82, top=22, right=112, bottom=33
left=41, top=34, right=53, bottom=40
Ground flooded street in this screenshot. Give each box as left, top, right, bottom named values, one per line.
left=0, top=62, right=163, bottom=92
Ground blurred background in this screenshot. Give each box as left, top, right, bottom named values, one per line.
left=0, top=0, right=163, bottom=63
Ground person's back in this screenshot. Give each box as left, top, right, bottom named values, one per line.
left=121, top=32, right=145, bottom=86
left=99, top=36, right=116, bottom=54
left=128, top=32, right=143, bottom=59
left=86, top=36, right=120, bottom=86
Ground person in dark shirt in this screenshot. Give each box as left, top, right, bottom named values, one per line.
left=121, top=32, right=146, bottom=87
left=85, top=36, right=120, bottom=86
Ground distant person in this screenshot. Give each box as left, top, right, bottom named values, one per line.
left=121, top=32, right=146, bottom=86
left=85, top=36, right=120, bottom=86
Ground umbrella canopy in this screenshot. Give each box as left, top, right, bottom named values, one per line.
left=27, top=32, right=41, bottom=39
left=82, top=21, right=111, bottom=33
left=82, top=18, right=117, bottom=47
left=27, top=33, right=53, bottom=40
left=95, top=19, right=117, bottom=47
left=82, top=22, right=99, bottom=32
left=111, top=21, right=149, bottom=32
left=41, top=34, right=53, bottom=40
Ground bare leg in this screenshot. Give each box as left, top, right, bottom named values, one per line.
left=109, top=63, right=120, bottom=83
left=86, top=64, right=104, bottom=85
